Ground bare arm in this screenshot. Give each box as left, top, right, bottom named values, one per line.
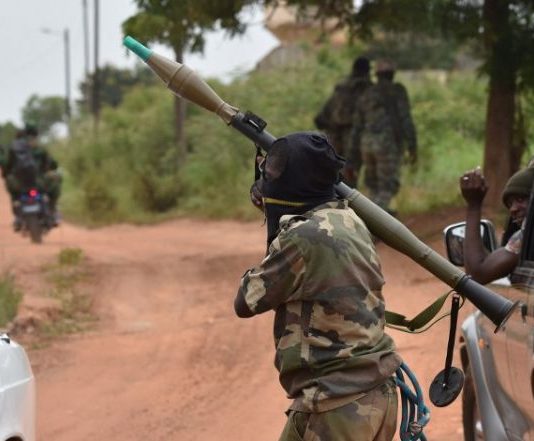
left=461, top=168, right=519, bottom=284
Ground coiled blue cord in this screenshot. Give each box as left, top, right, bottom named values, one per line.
left=395, top=362, right=430, bottom=441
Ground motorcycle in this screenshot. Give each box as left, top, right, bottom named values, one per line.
left=13, top=187, right=54, bottom=244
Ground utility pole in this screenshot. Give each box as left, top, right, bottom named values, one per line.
left=92, top=0, right=100, bottom=131
left=41, top=27, right=71, bottom=134
left=63, top=28, right=71, bottom=122
left=82, top=0, right=90, bottom=78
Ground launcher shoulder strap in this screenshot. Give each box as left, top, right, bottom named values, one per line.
left=385, top=291, right=460, bottom=333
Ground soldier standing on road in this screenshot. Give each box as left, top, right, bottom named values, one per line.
left=238, top=132, right=401, bottom=441
left=351, top=59, right=417, bottom=214
left=314, top=56, right=372, bottom=188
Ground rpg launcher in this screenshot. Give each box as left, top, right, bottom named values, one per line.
left=123, top=36, right=518, bottom=334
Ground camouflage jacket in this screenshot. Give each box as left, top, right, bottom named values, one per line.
left=351, top=79, right=417, bottom=154
left=238, top=200, right=401, bottom=412
left=4, top=141, right=58, bottom=177
left=314, top=77, right=372, bottom=130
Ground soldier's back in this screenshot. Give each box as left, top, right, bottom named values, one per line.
left=329, top=76, right=371, bottom=127
left=357, top=81, right=397, bottom=149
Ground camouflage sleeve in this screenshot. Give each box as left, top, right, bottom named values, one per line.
left=395, top=84, right=417, bottom=152
left=314, top=96, right=335, bottom=131
left=41, top=149, right=58, bottom=171
left=348, top=97, right=364, bottom=166
left=237, top=231, right=305, bottom=315
left=4, top=146, right=15, bottom=175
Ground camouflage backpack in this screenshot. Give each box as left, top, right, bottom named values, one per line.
left=331, top=78, right=358, bottom=126
left=10, top=139, right=38, bottom=186
left=319, top=77, right=369, bottom=128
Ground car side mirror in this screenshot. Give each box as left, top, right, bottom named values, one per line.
left=443, top=220, right=498, bottom=266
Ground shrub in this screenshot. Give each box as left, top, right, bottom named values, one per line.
left=82, top=173, right=118, bottom=220
left=132, top=168, right=181, bottom=212
left=0, top=273, right=22, bottom=327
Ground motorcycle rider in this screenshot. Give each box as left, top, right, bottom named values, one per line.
left=4, top=123, right=62, bottom=230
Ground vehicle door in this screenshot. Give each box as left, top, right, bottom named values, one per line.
left=504, top=202, right=534, bottom=441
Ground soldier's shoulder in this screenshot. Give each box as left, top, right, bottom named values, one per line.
left=357, top=84, right=381, bottom=104
left=393, top=82, right=408, bottom=93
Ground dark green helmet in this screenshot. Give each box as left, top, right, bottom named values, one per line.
left=24, top=121, right=38, bottom=137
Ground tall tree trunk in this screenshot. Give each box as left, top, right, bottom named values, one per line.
left=482, top=0, right=517, bottom=210
left=483, top=76, right=516, bottom=210
left=173, top=46, right=187, bottom=166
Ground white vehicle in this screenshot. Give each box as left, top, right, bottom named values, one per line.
left=0, top=333, right=35, bottom=441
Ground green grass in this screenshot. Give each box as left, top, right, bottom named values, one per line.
left=0, top=273, right=22, bottom=327
left=39, top=248, right=96, bottom=337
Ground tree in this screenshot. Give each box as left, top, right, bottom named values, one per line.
left=21, top=94, right=65, bottom=136
left=264, top=0, right=534, bottom=208
left=78, top=63, right=157, bottom=113
left=0, top=122, right=18, bottom=147
left=122, top=0, right=256, bottom=164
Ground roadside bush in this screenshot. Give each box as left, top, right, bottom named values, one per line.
left=57, top=248, right=84, bottom=266
left=132, top=168, right=181, bottom=212
left=51, top=45, right=534, bottom=223
left=82, top=174, right=118, bottom=221
left=0, top=273, right=22, bottom=327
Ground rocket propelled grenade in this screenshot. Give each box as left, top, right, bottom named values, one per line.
left=123, top=36, right=518, bottom=331
left=124, top=36, right=238, bottom=124
left=124, top=36, right=276, bottom=150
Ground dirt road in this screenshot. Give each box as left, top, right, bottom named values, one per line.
left=0, top=185, right=471, bottom=440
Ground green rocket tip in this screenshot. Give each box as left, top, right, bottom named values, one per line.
left=123, top=36, right=152, bottom=62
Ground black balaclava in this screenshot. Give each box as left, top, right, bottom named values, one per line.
left=352, top=56, right=370, bottom=78
left=260, top=132, right=345, bottom=245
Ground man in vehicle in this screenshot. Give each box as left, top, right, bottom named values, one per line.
left=314, top=56, right=372, bottom=188
left=351, top=59, right=417, bottom=214
left=237, top=132, right=401, bottom=441
left=4, top=123, right=62, bottom=229
left=460, top=165, right=534, bottom=284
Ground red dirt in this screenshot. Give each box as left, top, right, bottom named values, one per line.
left=0, top=185, right=472, bottom=441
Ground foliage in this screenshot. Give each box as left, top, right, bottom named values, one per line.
left=21, top=94, right=65, bottom=136
left=0, top=272, right=23, bottom=327
left=77, top=63, right=158, bottom=114
left=53, top=45, right=534, bottom=223
left=40, top=249, right=94, bottom=337
left=365, top=32, right=459, bottom=70
left=54, top=85, right=181, bottom=224
left=58, top=248, right=84, bottom=266
left=0, top=122, right=18, bottom=147
left=122, top=0, right=257, bottom=54
left=122, top=1, right=262, bottom=162
left=349, top=1, right=534, bottom=85
left=396, top=71, right=487, bottom=211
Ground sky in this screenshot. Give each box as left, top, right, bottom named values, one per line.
left=0, top=0, right=279, bottom=125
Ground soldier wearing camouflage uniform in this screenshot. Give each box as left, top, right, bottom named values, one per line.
left=314, top=57, right=372, bottom=188
left=351, top=60, right=417, bottom=213
left=238, top=132, right=401, bottom=441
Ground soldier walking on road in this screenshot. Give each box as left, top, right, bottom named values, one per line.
left=351, top=59, right=417, bottom=214
left=314, top=56, right=372, bottom=188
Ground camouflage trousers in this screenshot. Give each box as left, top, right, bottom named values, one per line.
left=279, top=380, right=398, bottom=441
left=327, top=127, right=361, bottom=188
left=362, top=149, right=402, bottom=211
